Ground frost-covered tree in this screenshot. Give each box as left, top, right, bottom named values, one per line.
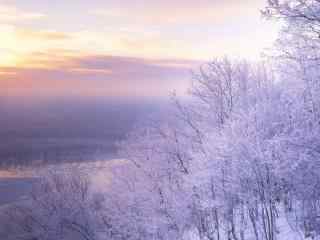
left=117, top=59, right=287, bottom=240
left=6, top=2, right=320, bottom=240
left=264, top=1, right=320, bottom=238
left=116, top=47, right=320, bottom=239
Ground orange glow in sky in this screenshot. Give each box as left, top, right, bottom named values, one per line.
left=0, top=0, right=279, bottom=98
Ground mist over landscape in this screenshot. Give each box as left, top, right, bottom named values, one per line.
left=3, top=0, right=320, bottom=240
left=0, top=97, right=164, bottom=167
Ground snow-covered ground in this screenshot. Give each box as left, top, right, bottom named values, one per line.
left=0, top=160, right=316, bottom=240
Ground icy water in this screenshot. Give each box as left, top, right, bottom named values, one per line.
left=0, top=158, right=127, bottom=208
left=0, top=97, right=167, bottom=209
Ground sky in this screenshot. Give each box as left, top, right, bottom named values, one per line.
left=0, top=0, right=279, bottom=99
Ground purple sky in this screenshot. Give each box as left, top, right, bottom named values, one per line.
left=0, top=0, right=278, bottom=98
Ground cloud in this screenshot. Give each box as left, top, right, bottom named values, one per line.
left=16, top=29, right=72, bottom=41
left=0, top=4, right=45, bottom=22
left=0, top=25, right=76, bottom=67
left=0, top=55, right=200, bottom=98
left=68, top=68, right=113, bottom=75
left=92, top=1, right=262, bottom=25
left=0, top=0, right=277, bottom=70
left=0, top=0, right=279, bottom=100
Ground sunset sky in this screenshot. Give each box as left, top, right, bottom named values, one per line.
left=0, top=0, right=278, bottom=99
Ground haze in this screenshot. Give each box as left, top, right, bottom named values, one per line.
left=0, top=0, right=277, bottom=99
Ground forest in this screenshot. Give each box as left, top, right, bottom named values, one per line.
left=2, top=0, right=320, bottom=239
